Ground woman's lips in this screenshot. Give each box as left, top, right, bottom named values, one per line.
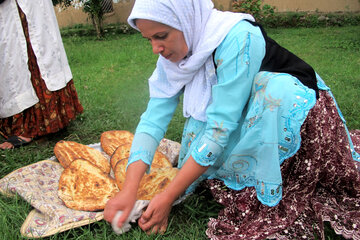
left=163, top=53, right=172, bottom=60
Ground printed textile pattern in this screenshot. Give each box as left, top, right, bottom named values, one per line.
left=178, top=71, right=317, bottom=206
left=0, top=160, right=103, bottom=238
left=0, top=4, right=83, bottom=139
left=0, top=139, right=181, bottom=238
left=205, top=90, right=360, bottom=240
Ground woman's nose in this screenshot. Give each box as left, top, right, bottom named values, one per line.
left=151, top=41, right=164, bottom=54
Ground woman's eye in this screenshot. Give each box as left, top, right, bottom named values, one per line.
left=155, top=33, right=168, bottom=40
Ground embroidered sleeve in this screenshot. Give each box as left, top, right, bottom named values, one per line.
left=127, top=92, right=181, bottom=170
left=127, top=132, right=158, bottom=173
left=191, top=21, right=266, bottom=166
left=191, top=136, right=223, bottom=166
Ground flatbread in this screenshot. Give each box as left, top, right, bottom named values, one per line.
left=100, top=130, right=134, bottom=156
left=152, top=151, right=173, bottom=169
left=111, top=147, right=173, bottom=174
left=58, top=159, right=119, bottom=211
left=54, top=140, right=111, bottom=174
left=114, top=158, right=178, bottom=200
left=110, top=143, right=131, bottom=170
left=136, top=168, right=179, bottom=200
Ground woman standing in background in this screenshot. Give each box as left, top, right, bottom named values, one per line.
left=0, top=0, right=83, bottom=149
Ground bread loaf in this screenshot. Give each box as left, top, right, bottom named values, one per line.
left=100, top=130, right=134, bottom=156
left=54, top=140, right=111, bottom=174
left=58, top=159, right=119, bottom=211
left=111, top=147, right=173, bottom=175
left=114, top=158, right=178, bottom=200
left=110, top=143, right=131, bottom=170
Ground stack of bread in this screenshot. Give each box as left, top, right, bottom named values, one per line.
left=55, top=130, right=178, bottom=211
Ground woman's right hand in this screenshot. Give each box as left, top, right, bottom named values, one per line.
left=104, top=188, right=137, bottom=228
left=104, top=160, right=148, bottom=227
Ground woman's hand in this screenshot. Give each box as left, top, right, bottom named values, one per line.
left=104, top=160, right=148, bottom=228
left=104, top=189, right=137, bottom=228
left=138, top=191, right=173, bottom=234
left=138, top=156, right=209, bottom=234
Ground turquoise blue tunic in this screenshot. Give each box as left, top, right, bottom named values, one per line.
left=127, top=20, right=358, bottom=207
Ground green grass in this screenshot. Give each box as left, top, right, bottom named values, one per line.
left=267, top=26, right=360, bottom=129
left=0, top=25, right=359, bottom=239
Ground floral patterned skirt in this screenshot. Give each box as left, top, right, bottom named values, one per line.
left=0, top=4, right=83, bottom=139
left=205, top=90, right=360, bottom=240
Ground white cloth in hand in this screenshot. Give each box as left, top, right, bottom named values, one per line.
left=111, top=200, right=149, bottom=235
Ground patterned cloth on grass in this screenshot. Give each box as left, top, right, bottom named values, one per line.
left=0, top=139, right=181, bottom=238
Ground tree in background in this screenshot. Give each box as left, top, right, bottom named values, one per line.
left=53, top=0, right=111, bottom=39
left=232, top=0, right=275, bottom=22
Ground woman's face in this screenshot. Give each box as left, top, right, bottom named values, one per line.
left=136, top=19, right=188, bottom=63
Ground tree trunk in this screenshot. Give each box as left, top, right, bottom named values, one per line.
left=91, top=14, right=103, bottom=39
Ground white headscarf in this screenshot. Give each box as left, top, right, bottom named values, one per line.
left=128, top=0, right=254, bottom=121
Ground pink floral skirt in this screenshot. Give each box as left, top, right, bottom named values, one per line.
left=205, top=90, right=360, bottom=240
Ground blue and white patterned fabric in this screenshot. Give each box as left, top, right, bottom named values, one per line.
left=128, top=20, right=320, bottom=207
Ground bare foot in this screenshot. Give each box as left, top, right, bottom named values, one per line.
left=0, top=136, right=32, bottom=150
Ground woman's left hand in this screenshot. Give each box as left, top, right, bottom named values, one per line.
left=138, top=191, right=173, bottom=234
left=138, top=156, right=209, bottom=234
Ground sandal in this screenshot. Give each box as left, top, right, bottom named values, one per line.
left=0, top=136, right=32, bottom=149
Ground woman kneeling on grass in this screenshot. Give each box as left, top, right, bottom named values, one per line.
left=104, top=0, right=360, bottom=239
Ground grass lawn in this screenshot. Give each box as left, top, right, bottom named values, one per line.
left=0, top=25, right=359, bottom=239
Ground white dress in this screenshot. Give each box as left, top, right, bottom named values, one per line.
left=0, top=0, right=72, bottom=118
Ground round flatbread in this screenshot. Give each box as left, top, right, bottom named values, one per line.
left=54, top=140, right=110, bottom=174
left=100, top=130, right=134, bottom=156
left=110, top=143, right=131, bottom=170
left=114, top=158, right=178, bottom=200
left=111, top=148, right=173, bottom=175
left=58, top=159, right=119, bottom=211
